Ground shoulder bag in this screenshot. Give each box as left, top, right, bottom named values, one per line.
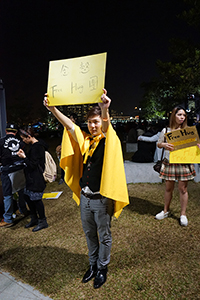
left=153, top=127, right=167, bottom=173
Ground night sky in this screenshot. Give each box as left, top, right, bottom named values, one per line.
left=0, top=0, right=198, bottom=116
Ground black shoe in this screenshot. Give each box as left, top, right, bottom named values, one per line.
left=82, top=264, right=97, bottom=283
left=25, top=218, right=38, bottom=228
left=94, top=267, right=107, bottom=289
left=32, top=219, right=48, bottom=232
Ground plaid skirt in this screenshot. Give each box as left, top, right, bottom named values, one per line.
left=159, top=158, right=196, bottom=181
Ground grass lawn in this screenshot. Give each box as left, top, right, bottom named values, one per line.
left=0, top=138, right=200, bottom=299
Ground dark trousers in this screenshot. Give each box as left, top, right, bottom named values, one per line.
left=18, top=189, right=28, bottom=213
left=24, top=194, right=46, bottom=219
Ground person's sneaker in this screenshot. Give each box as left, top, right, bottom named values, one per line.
left=180, top=215, right=188, bottom=226
left=155, top=210, right=170, bottom=220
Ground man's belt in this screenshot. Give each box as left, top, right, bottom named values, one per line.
left=81, top=190, right=104, bottom=200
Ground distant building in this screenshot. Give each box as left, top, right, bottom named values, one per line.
left=60, top=104, right=94, bottom=122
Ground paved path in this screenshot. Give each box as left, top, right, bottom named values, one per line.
left=124, top=161, right=200, bottom=184
left=124, top=161, right=162, bottom=183
left=0, top=270, right=53, bottom=300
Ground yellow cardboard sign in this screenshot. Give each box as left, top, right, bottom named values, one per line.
left=47, top=53, right=107, bottom=106
left=42, top=191, right=63, bottom=199
left=170, top=145, right=200, bottom=163
left=165, top=126, right=199, bottom=151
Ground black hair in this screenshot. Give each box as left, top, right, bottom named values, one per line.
left=86, top=106, right=101, bottom=120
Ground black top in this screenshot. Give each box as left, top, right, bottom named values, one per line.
left=80, top=137, right=105, bottom=192
left=132, top=140, right=156, bottom=163
left=0, top=134, right=25, bottom=166
left=24, top=141, right=46, bottom=192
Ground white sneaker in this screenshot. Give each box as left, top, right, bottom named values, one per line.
left=180, top=215, right=188, bottom=226
left=155, top=210, right=170, bottom=220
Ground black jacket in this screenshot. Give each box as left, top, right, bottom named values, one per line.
left=0, top=134, right=25, bottom=166
left=24, top=141, right=46, bottom=192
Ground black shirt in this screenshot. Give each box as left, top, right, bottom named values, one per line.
left=24, top=141, right=46, bottom=192
left=80, top=137, right=105, bottom=192
left=0, top=134, right=25, bottom=166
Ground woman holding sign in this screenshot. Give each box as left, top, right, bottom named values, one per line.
left=43, top=89, right=129, bottom=289
left=155, top=106, right=196, bottom=226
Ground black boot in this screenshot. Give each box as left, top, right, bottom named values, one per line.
left=25, top=215, right=38, bottom=228
left=32, top=218, right=48, bottom=232
left=94, top=267, right=108, bottom=289
left=82, top=264, right=97, bottom=283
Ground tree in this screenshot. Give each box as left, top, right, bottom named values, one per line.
left=156, top=41, right=200, bottom=101
left=141, top=80, right=175, bottom=120
left=181, top=0, right=200, bottom=28
left=140, top=0, right=200, bottom=119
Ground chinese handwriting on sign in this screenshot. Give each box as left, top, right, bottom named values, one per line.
left=47, top=52, right=107, bottom=106
left=80, top=62, right=90, bottom=74
left=61, top=65, right=69, bottom=76
left=89, top=76, right=98, bottom=91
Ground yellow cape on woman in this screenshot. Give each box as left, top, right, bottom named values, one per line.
left=60, top=123, right=129, bottom=218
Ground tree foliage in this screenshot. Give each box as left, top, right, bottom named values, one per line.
left=181, top=0, right=200, bottom=28
left=140, top=0, right=200, bottom=120
left=157, top=39, right=200, bottom=100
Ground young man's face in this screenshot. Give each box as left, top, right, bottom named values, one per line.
left=87, top=115, right=102, bottom=136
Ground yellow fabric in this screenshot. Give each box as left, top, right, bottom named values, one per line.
left=60, top=126, right=85, bottom=204
left=60, top=123, right=129, bottom=217
left=100, top=125, right=129, bottom=218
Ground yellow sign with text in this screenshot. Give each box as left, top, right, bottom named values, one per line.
left=165, top=126, right=199, bottom=151
left=170, top=145, right=200, bottom=163
left=47, top=53, right=107, bottom=106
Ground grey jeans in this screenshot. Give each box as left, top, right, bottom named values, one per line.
left=80, top=193, right=114, bottom=270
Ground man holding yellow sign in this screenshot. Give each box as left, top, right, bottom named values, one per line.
left=155, top=106, right=197, bottom=227
left=43, top=53, right=129, bottom=289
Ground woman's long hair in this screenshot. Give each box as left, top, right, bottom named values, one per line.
left=169, top=106, right=187, bottom=130
left=19, top=127, right=36, bottom=138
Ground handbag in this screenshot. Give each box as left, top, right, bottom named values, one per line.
left=153, top=158, right=163, bottom=173
left=153, top=127, right=167, bottom=173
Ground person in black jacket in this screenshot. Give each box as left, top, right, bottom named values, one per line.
left=17, top=128, right=48, bottom=232
left=0, top=123, right=27, bottom=227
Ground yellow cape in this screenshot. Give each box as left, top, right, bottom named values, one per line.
left=60, top=123, right=129, bottom=218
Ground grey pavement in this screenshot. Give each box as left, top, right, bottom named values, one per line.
left=124, top=161, right=162, bottom=184
left=124, top=161, right=200, bottom=184
left=0, top=270, right=53, bottom=300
